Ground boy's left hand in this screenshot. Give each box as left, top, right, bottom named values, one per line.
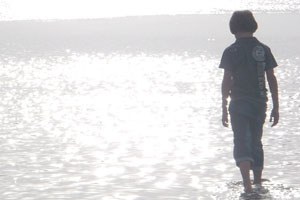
left=222, top=110, right=229, bottom=127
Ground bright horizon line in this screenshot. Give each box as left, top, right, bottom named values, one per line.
left=0, top=11, right=292, bottom=23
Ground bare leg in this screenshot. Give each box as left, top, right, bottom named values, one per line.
left=239, top=161, right=252, bottom=193
left=253, top=170, right=262, bottom=185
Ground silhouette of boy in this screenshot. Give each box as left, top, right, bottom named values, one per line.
left=219, top=10, right=279, bottom=193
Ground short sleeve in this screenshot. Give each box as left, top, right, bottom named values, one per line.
left=265, top=47, right=278, bottom=70
left=219, top=48, right=233, bottom=71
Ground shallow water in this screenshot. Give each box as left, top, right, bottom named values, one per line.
left=0, top=50, right=299, bottom=199
left=0, top=9, right=300, bottom=200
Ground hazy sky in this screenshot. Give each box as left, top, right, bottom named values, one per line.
left=0, top=0, right=249, bottom=20
left=0, top=0, right=298, bottom=20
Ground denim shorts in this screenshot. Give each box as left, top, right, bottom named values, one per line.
left=229, top=99, right=266, bottom=170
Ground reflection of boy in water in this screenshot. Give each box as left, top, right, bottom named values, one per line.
left=220, top=10, right=279, bottom=193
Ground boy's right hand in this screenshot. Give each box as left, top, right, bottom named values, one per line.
left=270, top=108, right=279, bottom=127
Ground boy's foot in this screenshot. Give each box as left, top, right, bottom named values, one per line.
left=240, top=191, right=260, bottom=199
left=253, top=184, right=269, bottom=194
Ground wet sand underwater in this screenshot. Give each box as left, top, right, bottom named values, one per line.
left=0, top=13, right=300, bottom=199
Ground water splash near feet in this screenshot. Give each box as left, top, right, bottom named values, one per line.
left=213, top=180, right=300, bottom=200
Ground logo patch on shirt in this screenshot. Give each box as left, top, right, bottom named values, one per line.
left=252, top=45, right=265, bottom=62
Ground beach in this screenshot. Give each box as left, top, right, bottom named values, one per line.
left=0, top=13, right=300, bottom=199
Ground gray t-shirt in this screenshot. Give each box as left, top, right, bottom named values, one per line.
left=219, top=37, right=278, bottom=104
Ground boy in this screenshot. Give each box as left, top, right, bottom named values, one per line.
left=219, top=10, right=279, bottom=193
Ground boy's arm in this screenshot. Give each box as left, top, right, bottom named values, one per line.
left=266, top=68, right=279, bottom=127
left=221, top=69, right=232, bottom=127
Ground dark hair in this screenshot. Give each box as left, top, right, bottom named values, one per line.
left=229, top=10, right=258, bottom=34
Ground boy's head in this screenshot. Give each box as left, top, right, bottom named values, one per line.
left=229, top=10, right=258, bottom=34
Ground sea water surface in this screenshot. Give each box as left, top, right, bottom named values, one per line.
left=0, top=10, right=300, bottom=200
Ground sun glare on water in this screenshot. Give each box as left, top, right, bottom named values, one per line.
left=1, top=0, right=300, bottom=198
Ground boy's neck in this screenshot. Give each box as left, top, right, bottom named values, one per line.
left=235, top=32, right=253, bottom=39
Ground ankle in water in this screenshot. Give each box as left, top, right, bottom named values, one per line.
left=244, top=184, right=252, bottom=193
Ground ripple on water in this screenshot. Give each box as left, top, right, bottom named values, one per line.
left=0, top=54, right=299, bottom=199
